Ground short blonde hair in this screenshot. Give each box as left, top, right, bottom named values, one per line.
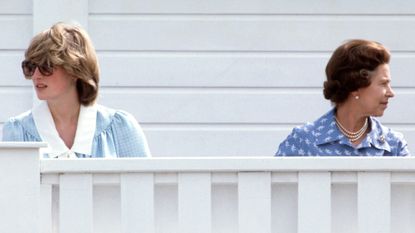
left=24, top=22, right=99, bottom=105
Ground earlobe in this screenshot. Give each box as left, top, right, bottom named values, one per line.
left=351, top=90, right=359, bottom=100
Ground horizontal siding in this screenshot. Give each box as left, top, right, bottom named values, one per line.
left=98, top=52, right=415, bottom=88
left=0, top=16, right=32, bottom=49
left=89, top=16, right=415, bottom=51
left=98, top=89, right=414, bottom=124
left=0, top=87, right=33, bottom=122
left=89, top=0, right=415, bottom=14
left=0, top=52, right=28, bottom=86
left=0, top=0, right=32, bottom=14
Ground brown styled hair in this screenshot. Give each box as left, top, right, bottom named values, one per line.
left=323, top=39, right=390, bottom=104
left=24, top=22, right=99, bottom=106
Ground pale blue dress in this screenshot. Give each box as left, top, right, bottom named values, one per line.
left=2, top=102, right=151, bottom=158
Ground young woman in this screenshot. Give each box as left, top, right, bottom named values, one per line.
left=3, top=22, right=151, bottom=158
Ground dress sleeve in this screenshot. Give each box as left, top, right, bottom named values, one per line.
left=2, top=118, right=25, bottom=141
left=110, top=110, right=151, bottom=157
left=275, top=126, right=309, bottom=156
left=397, top=135, right=410, bottom=156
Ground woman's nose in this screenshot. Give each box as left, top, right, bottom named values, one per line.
left=387, top=85, right=395, bottom=98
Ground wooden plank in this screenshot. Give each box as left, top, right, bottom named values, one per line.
left=99, top=90, right=415, bottom=124
left=90, top=0, right=415, bottom=14
left=89, top=18, right=415, bottom=51
left=357, top=172, right=390, bottom=233
left=59, top=174, right=93, bottom=233
left=120, top=173, right=155, bottom=233
left=33, top=0, right=88, bottom=33
left=0, top=17, right=32, bottom=49
left=178, top=173, right=211, bottom=233
left=97, top=53, right=415, bottom=88
left=0, top=0, right=31, bottom=14
left=0, top=53, right=30, bottom=86
left=0, top=87, right=37, bottom=123
left=298, top=172, right=331, bottom=233
left=238, top=172, right=271, bottom=233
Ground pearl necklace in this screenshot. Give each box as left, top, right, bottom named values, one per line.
left=334, top=117, right=368, bottom=142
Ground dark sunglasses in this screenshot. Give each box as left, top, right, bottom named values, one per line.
left=21, top=60, right=54, bottom=79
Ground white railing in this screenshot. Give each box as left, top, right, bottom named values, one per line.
left=1, top=142, right=415, bottom=233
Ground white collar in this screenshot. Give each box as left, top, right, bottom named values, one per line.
left=32, top=101, right=97, bottom=158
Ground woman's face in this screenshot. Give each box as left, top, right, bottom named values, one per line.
left=32, top=66, right=77, bottom=103
left=356, top=64, right=395, bottom=117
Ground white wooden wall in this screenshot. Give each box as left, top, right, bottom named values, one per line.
left=0, top=0, right=414, bottom=156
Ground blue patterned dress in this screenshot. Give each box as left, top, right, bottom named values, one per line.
left=276, top=109, right=409, bottom=156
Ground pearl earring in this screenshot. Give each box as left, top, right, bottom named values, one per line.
left=355, top=96, right=359, bottom=100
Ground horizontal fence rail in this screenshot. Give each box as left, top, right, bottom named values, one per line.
left=2, top=143, right=415, bottom=233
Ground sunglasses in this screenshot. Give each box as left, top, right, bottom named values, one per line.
left=21, top=60, right=54, bottom=78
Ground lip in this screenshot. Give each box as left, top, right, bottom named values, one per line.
left=35, top=83, right=47, bottom=88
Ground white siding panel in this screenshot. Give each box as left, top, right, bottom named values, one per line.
left=0, top=53, right=28, bottom=86
left=89, top=17, right=415, bottom=51
left=0, top=17, right=32, bottom=49
left=99, top=90, right=330, bottom=123
left=98, top=53, right=414, bottom=88
left=0, top=88, right=33, bottom=123
left=99, top=90, right=414, bottom=124
left=0, top=0, right=32, bottom=14
left=98, top=53, right=327, bottom=88
left=89, top=0, right=415, bottom=14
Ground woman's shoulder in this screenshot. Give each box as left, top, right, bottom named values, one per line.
left=94, top=105, right=151, bottom=157
left=2, top=110, right=39, bottom=141
left=371, top=117, right=405, bottom=141
left=95, top=105, right=141, bottom=134
left=370, top=117, right=410, bottom=156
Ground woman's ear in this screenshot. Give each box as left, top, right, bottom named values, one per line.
left=351, top=90, right=360, bottom=100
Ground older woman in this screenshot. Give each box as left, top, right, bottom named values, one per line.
left=2, top=22, right=151, bottom=158
left=276, top=39, right=409, bottom=156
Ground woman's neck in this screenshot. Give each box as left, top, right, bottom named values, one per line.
left=47, top=99, right=81, bottom=149
left=335, top=104, right=367, bottom=132
left=48, top=100, right=81, bottom=124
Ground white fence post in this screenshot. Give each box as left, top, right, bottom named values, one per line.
left=0, top=142, right=45, bottom=233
